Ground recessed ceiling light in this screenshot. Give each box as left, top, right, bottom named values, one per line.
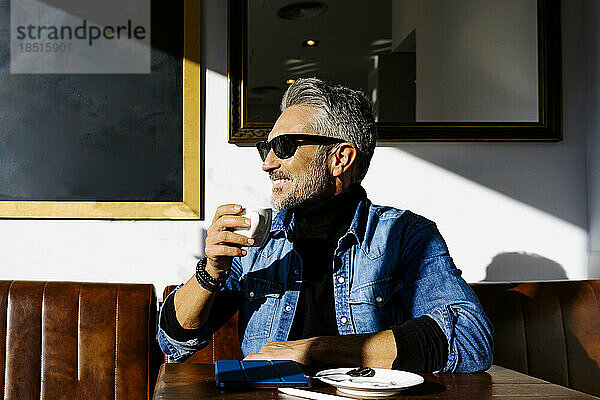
left=302, top=39, right=319, bottom=47
left=278, top=2, right=328, bottom=21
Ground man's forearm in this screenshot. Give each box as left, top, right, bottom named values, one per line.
left=246, top=330, right=398, bottom=368
left=172, top=203, right=249, bottom=330
left=173, top=264, right=226, bottom=329
left=309, top=330, right=397, bottom=368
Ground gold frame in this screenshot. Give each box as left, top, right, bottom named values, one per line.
left=0, top=0, right=202, bottom=219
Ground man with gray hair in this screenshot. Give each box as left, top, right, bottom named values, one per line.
left=158, top=78, right=493, bottom=372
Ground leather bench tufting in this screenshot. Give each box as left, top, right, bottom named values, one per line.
left=0, top=281, right=161, bottom=400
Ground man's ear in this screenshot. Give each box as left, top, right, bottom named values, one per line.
left=329, top=143, right=357, bottom=178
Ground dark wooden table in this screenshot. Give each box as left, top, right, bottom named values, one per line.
left=153, top=363, right=599, bottom=400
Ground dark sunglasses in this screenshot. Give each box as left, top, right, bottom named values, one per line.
left=256, top=134, right=345, bottom=161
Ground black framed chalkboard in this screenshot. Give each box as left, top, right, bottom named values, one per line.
left=0, top=0, right=202, bottom=219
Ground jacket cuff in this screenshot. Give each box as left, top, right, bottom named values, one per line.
left=157, top=286, right=212, bottom=362
left=426, top=305, right=458, bottom=372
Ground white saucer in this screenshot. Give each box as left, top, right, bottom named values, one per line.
left=315, top=368, right=424, bottom=397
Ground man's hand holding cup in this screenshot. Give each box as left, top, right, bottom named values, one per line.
left=204, top=204, right=272, bottom=278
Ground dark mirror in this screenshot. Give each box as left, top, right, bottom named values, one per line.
left=229, top=0, right=561, bottom=142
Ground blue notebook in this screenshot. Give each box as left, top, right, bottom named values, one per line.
left=215, top=360, right=312, bottom=389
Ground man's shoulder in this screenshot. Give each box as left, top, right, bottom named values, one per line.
left=365, top=202, right=435, bottom=230
left=358, top=202, right=439, bottom=256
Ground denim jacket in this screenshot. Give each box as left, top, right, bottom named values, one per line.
left=158, top=197, right=493, bottom=372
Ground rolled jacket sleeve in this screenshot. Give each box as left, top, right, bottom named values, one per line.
left=398, top=220, right=494, bottom=373
left=157, top=258, right=244, bottom=363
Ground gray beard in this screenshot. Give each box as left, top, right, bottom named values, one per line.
left=271, top=150, right=332, bottom=210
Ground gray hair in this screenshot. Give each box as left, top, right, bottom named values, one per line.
left=280, top=78, right=377, bottom=183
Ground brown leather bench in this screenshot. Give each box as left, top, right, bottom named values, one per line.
left=164, top=280, right=600, bottom=397
left=0, top=281, right=161, bottom=400
left=471, top=280, right=600, bottom=397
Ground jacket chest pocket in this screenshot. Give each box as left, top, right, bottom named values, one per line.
left=348, top=280, right=403, bottom=333
left=241, top=276, right=283, bottom=340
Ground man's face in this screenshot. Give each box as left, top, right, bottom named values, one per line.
left=262, top=105, right=334, bottom=209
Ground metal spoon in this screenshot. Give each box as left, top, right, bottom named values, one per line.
left=346, top=367, right=375, bottom=377
left=316, top=367, right=376, bottom=382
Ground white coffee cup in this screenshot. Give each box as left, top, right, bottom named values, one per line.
left=234, top=208, right=272, bottom=247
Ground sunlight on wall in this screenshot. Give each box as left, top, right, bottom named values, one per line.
left=364, top=148, right=588, bottom=281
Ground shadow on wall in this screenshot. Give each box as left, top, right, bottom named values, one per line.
left=391, top=141, right=588, bottom=232
left=482, top=252, right=568, bottom=282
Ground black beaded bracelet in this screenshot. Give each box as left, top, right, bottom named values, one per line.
left=196, top=274, right=219, bottom=292
left=195, top=257, right=227, bottom=292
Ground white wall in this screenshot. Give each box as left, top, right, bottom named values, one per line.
left=0, top=0, right=594, bottom=299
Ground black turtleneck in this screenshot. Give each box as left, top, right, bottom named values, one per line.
left=287, top=184, right=364, bottom=340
